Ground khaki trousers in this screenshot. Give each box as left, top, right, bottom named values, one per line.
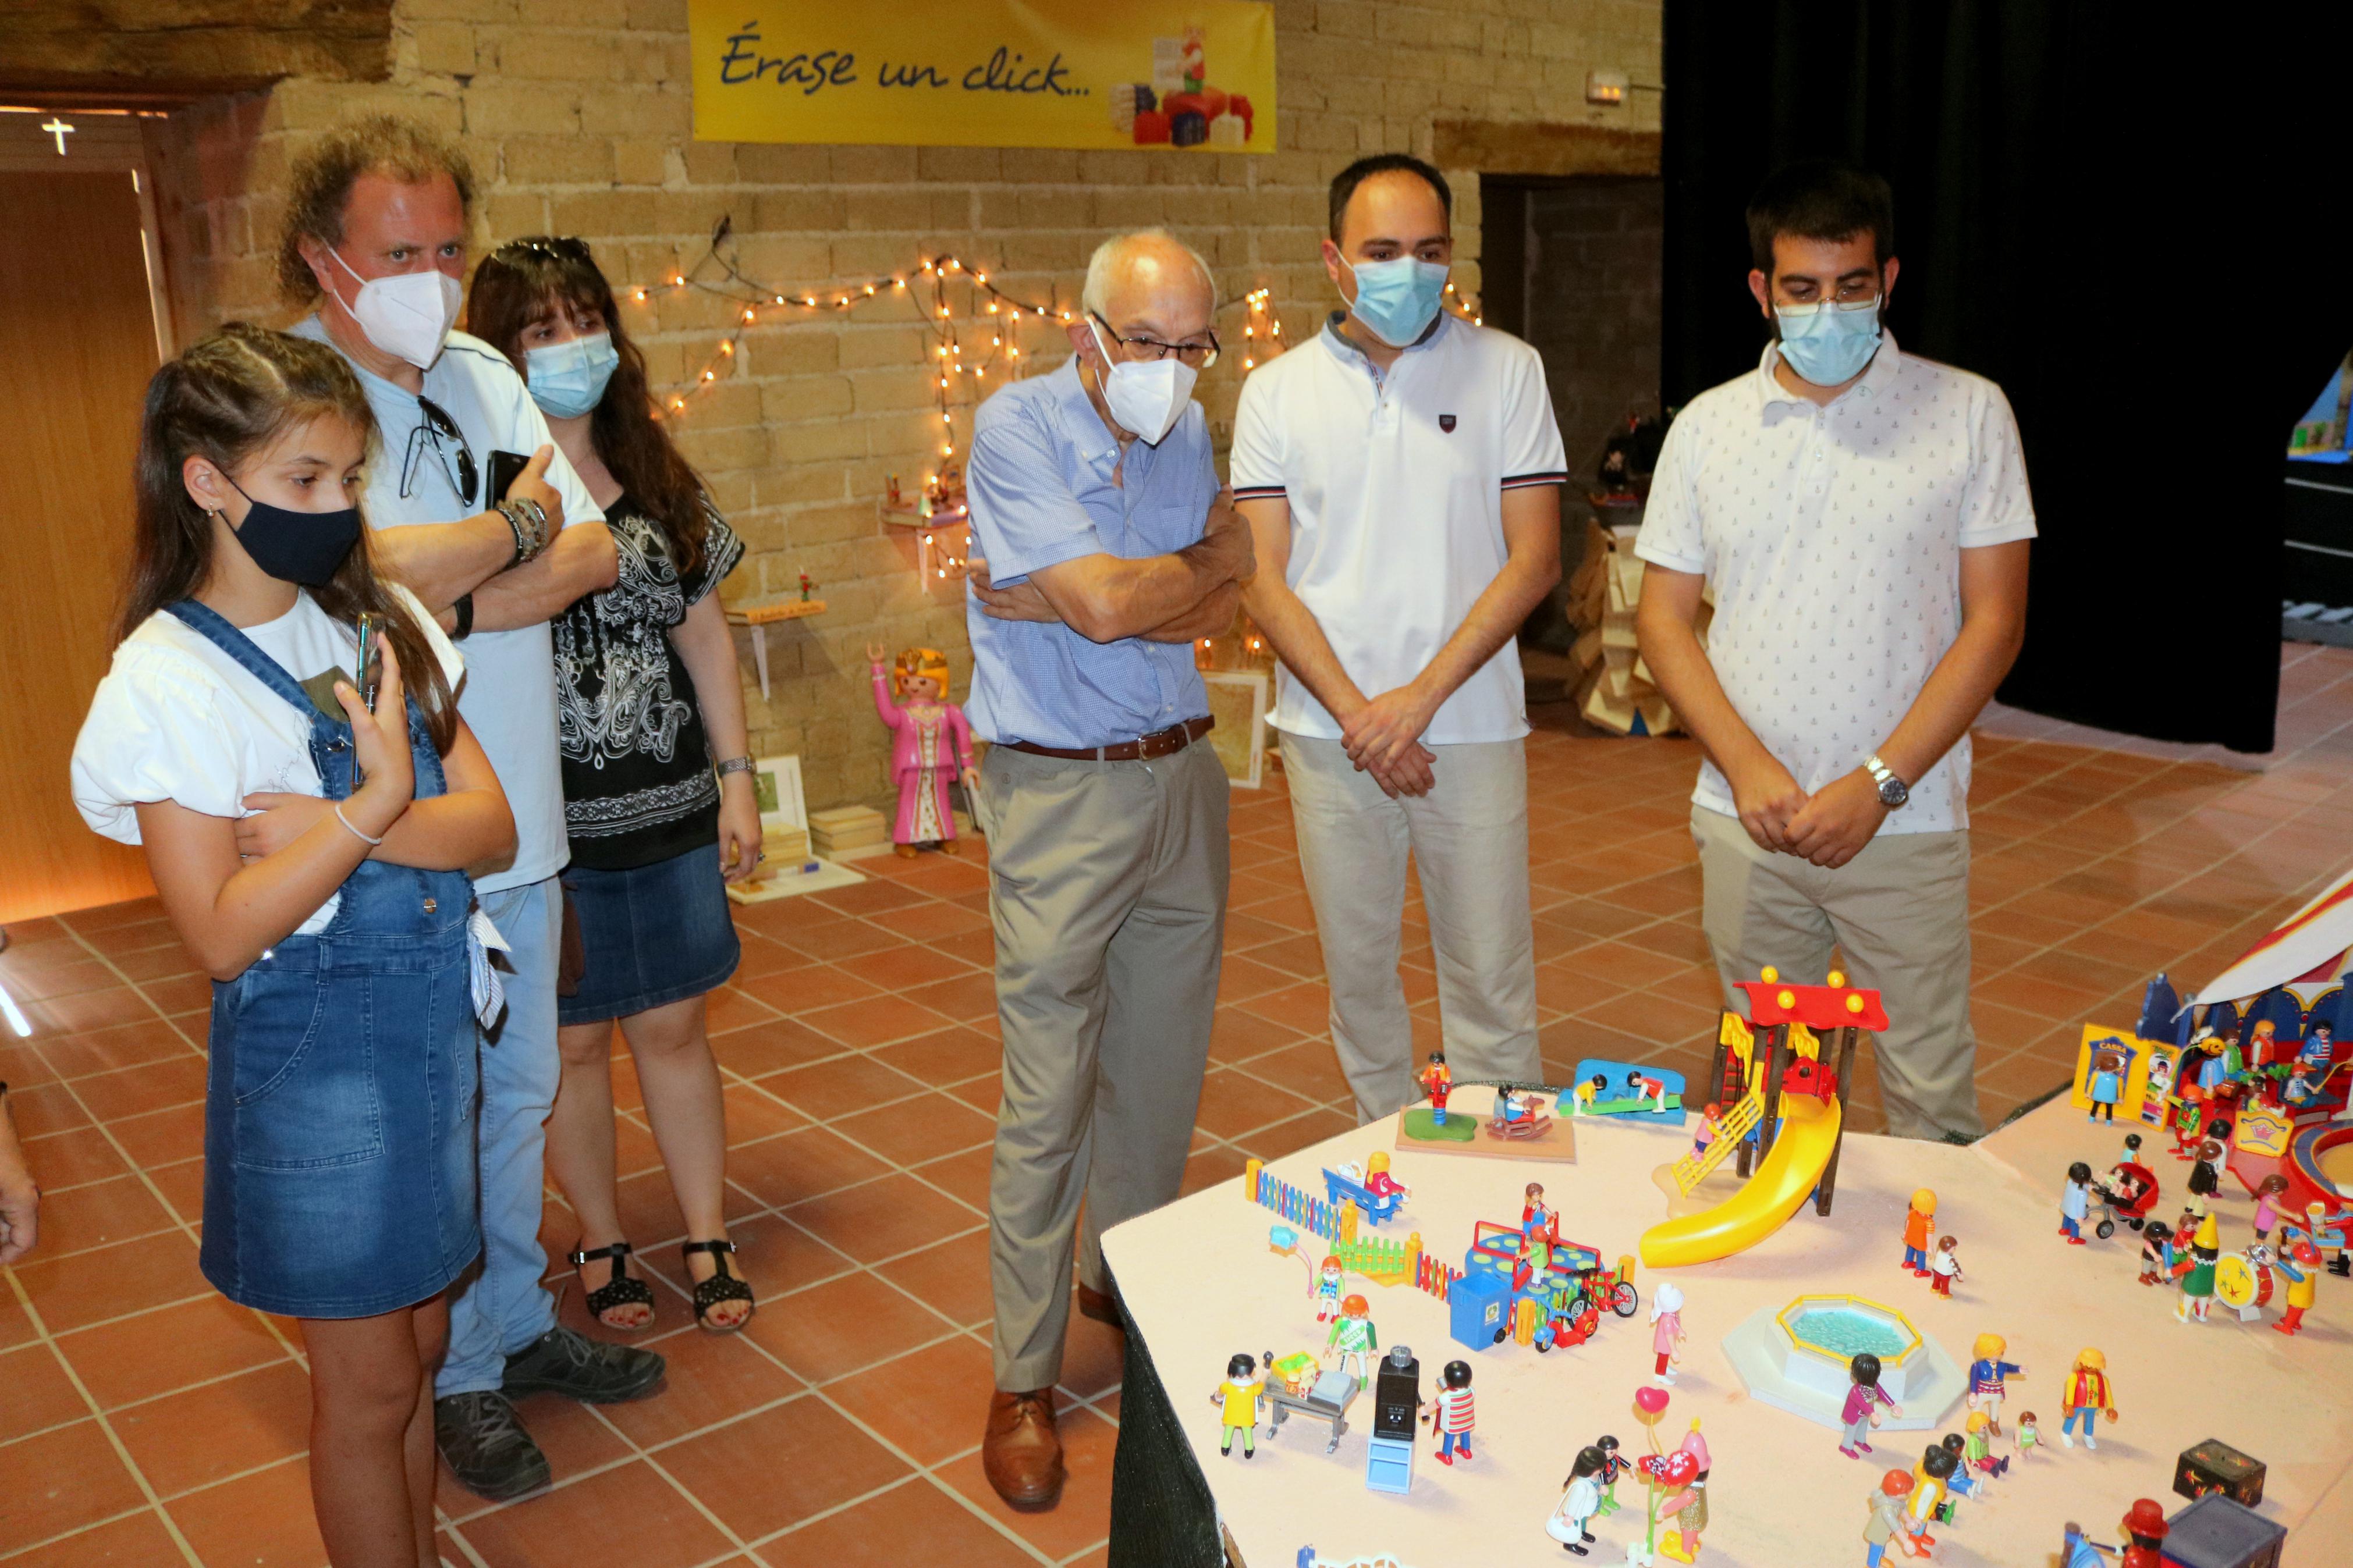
left=1282, top=733, right=1541, bottom=1123
left=1690, top=805, right=1984, bottom=1142
left=983, top=739, right=1228, bottom=1392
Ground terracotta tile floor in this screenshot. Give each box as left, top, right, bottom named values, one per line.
left=7, top=642, right=2353, bottom=1566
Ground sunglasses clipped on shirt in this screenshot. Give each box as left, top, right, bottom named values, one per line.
left=400, top=393, right=477, bottom=506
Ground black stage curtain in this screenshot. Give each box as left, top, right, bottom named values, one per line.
left=1662, top=3, right=2353, bottom=752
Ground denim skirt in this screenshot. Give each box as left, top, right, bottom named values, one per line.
left=558, top=842, right=741, bottom=1025
left=201, top=918, right=481, bottom=1319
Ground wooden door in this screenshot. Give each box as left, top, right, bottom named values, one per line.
left=0, top=169, right=161, bottom=922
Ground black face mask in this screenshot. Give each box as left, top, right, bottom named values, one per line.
left=223, top=475, right=361, bottom=588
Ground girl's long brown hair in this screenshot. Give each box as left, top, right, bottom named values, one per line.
left=125, top=322, right=460, bottom=754
left=466, top=237, right=709, bottom=580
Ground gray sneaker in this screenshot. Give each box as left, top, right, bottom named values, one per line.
left=434, top=1391, right=551, bottom=1502
left=501, top=1325, right=666, bottom=1404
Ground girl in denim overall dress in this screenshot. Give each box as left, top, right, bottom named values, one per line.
left=72, top=326, right=514, bottom=1566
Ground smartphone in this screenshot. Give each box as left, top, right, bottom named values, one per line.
left=353, top=613, right=383, bottom=713
left=487, top=449, right=530, bottom=506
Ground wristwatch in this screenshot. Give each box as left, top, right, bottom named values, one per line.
left=1864, top=753, right=1910, bottom=809
left=715, top=756, right=755, bottom=780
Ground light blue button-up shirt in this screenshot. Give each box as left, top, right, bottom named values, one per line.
left=963, top=358, right=1216, bottom=749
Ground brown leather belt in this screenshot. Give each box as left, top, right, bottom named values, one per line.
left=1003, top=714, right=1214, bottom=762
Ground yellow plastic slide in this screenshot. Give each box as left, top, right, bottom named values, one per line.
left=1639, top=1093, right=1843, bottom=1268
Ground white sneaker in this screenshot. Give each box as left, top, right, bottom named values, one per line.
left=2084, top=1434, right=2098, bottom=1450
left=2060, top=1432, right=2074, bottom=1448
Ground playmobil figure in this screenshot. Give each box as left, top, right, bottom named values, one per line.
left=2120, top=1130, right=2143, bottom=1167
left=1964, top=1333, right=2021, bottom=1434
left=2254, top=1174, right=2291, bottom=1239
left=2173, top=1213, right=2220, bottom=1324
left=2060, top=1163, right=2092, bottom=1244
left=1688, top=1103, right=1724, bottom=1164
left=1522, top=1181, right=1557, bottom=1239
left=2136, top=1221, right=2175, bottom=1286
left=1550, top=1446, right=1608, bottom=1555
left=1651, top=1281, right=1687, bottom=1382
left=1593, top=1434, right=1628, bottom=1516
left=866, top=645, right=979, bottom=857
left=1212, top=1352, right=1265, bottom=1457
left=1419, top=1051, right=1453, bottom=1124
left=1902, top=1190, right=1937, bottom=1274
left=1909, top=1445, right=1956, bottom=1540
left=2184, top=1136, right=2228, bottom=1217
left=2118, top=1498, right=2170, bottom=1568
left=1328, top=1293, right=1379, bottom=1381
left=1929, top=1236, right=1962, bottom=1297
left=1423, top=1359, right=1475, bottom=1464
left=1362, top=1150, right=1408, bottom=1200
left=2299, top=1019, right=2336, bottom=1072
left=2088, top=1044, right=2126, bottom=1122
left=1574, top=1072, right=1606, bottom=1113
left=1659, top=1420, right=1709, bottom=1564
left=1628, top=1069, right=1670, bottom=1112
left=2274, top=1239, right=2320, bottom=1335
left=1840, top=1352, right=1903, bottom=1458
left=1961, top=1412, right=2008, bottom=1478
left=1928, top=1434, right=1982, bottom=1506
left=1863, top=1471, right=1923, bottom=1566
left=2014, top=1411, right=2042, bottom=1459
left=2058, top=1349, right=2116, bottom=1448
left=2285, top=1200, right=2353, bottom=1277
left=1315, top=1254, right=1345, bottom=1321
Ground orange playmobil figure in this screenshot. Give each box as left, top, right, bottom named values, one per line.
left=1900, top=1189, right=1936, bottom=1276
left=868, top=643, right=979, bottom=856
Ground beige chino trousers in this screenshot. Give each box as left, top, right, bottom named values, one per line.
left=982, top=739, right=1228, bottom=1393
left=1282, top=733, right=1542, bottom=1123
left=1690, top=805, right=1985, bottom=1142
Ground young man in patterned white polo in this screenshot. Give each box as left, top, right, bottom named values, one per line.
left=1635, top=160, right=2035, bottom=1142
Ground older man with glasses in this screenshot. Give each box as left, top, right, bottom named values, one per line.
left=960, top=228, right=1252, bottom=1512
left=276, top=115, right=654, bottom=1505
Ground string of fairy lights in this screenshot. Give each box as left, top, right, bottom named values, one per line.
left=627, top=216, right=1481, bottom=481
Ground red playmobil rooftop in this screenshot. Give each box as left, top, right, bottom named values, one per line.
left=1734, top=973, right=1889, bottom=1032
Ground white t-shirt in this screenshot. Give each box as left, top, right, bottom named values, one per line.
left=1229, top=315, right=1568, bottom=745
left=72, top=586, right=465, bottom=934
left=289, top=317, right=602, bottom=893
left=1634, top=336, right=2037, bottom=834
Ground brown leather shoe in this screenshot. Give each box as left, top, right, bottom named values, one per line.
left=984, top=1389, right=1065, bottom=1512
left=1076, top=1282, right=1124, bottom=1329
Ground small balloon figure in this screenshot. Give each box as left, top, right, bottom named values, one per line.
left=867, top=644, right=979, bottom=858
left=1624, top=1385, right=1676, bottom=1565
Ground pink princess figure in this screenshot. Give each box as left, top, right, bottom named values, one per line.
left=868, top=645, right=979, bottom=858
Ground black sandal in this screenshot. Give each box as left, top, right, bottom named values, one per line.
left=567, top=1241, right=656, bottom=1331
left=682, top=1239, right=755, bottom=1332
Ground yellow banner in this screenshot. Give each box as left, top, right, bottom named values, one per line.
left=688, top=0, right=1276, bottom=152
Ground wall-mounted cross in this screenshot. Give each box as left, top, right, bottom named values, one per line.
left=40, top=118, right=75, bottom=155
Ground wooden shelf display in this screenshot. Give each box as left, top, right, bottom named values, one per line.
left=723, top=596, right=826, bottom=699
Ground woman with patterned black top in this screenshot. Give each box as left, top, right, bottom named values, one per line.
left=469, top=239, right=758, bottom=1332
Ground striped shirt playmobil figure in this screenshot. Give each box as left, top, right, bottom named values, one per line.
left=1424, top=1360, right=1476, bottom=1464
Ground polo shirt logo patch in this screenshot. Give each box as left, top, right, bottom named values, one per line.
left=1439, top=414, right=1457, bottom=433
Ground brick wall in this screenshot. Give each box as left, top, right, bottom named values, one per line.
left=140, top=0, right=1662, bottom=810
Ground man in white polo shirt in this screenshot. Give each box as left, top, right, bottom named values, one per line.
left=1234, top=153, right=1565, bottom=1123
left=1635, top=160, right=2034, bottom=1142
left=276, top=115, right=662, bottom=1503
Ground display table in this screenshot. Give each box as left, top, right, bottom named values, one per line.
left=1102, top=1086, right=2346, bottom=1567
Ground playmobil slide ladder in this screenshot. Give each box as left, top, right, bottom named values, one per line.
left=1670, top=1083, right=1762, bottom=1195
left=1668, top=1013, right=1768, bottom=1196
left=1641, top=1091, right=1843, bottom=1268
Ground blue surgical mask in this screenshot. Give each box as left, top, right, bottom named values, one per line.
left=1774, top=298, right=1883, bottom=386
left=524, top=331, right=620, bottom=418
left=1343, top=255, right=1451, bottom=348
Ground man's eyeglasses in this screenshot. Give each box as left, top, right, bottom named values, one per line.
left=1092, top=312, right=1220, bottom=369
left=400, top=394, right=477, bottom=505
